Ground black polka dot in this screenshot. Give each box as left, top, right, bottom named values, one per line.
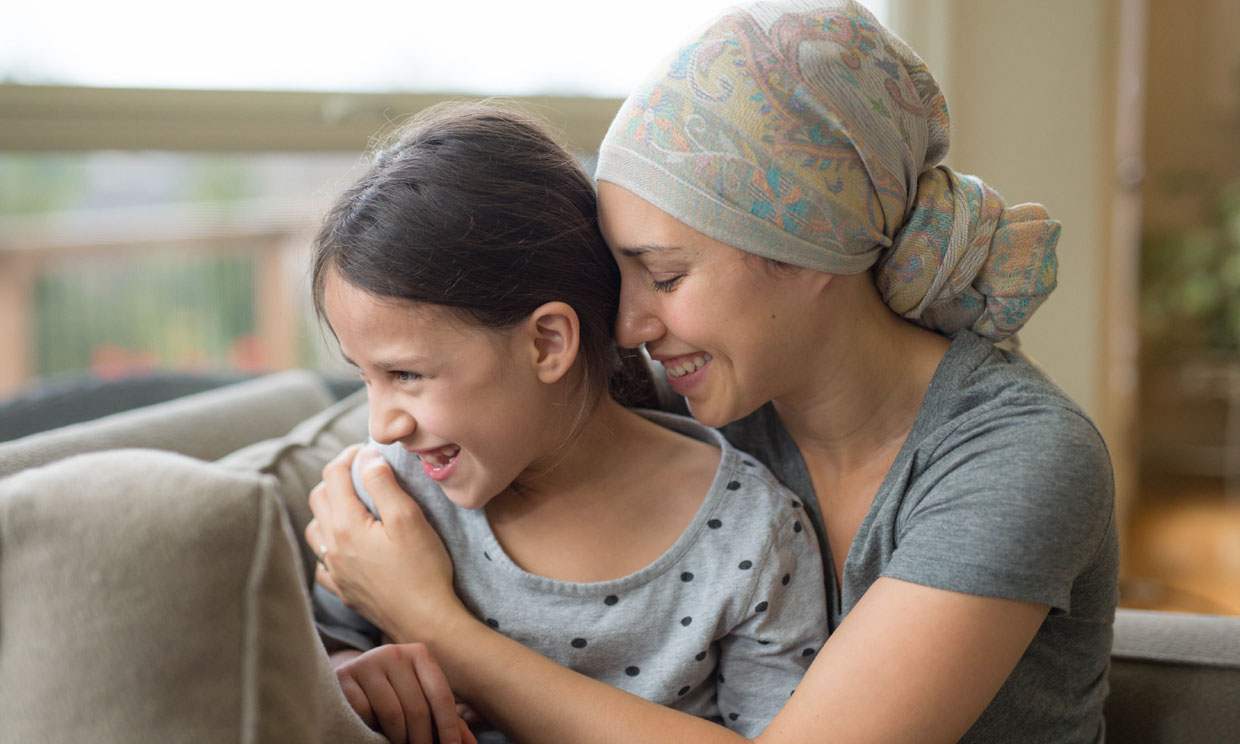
left=707, top=519, right=722, bottom=529
left=801, top=648, right=816, bottom=657
left=604, top=595, right=619, bottom=606
left=782, top=573, right=791, bottom=585
left=726, top=480, right=741, bottom=490
left=681, top=571, right=694, bottom=582
left=485, top=618, right=499, bottom=629
left=758, top=640, right=771, bottom=645
left=755, top=601, right=768, bottom=613
left=792, top=500, right=802, bottom=509
left=484, top=551, right=492, bottom=561
left=728, top=712, right=739, bottom=721
left=680, top=616, right=692, bottom=627
left=571, top=638, right=587, bottom=648
left=625, top=666, right=640, bottom=677
left=794, top=521, right=803, bottom=533
left=695, top=651, right=707, bottom=661
left=718, top=672, right=726, bottom=683
left=738, top=560, right=753, bottom=570
left=678, top=686, right=691, bottom=696
left=743, top=460, right=756, bottom=467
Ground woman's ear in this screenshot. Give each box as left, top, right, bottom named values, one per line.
left=523, top=301, right=581, bottom=384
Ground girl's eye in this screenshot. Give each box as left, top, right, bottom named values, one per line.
left=651, top=274, right=684, bottom=293
left=392, top=371, right=423, bottom=383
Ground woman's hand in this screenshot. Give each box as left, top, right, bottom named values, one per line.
left=335, top=642, right=479, bottom=744
left=306, top=445, right=465, bottom=640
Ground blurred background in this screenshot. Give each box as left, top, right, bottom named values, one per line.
left=1, top=0, right=1237, bottom=615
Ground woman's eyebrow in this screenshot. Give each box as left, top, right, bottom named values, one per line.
left=618, top=244, right=685, bottom=258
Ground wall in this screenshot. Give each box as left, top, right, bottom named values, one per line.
left=895, top=0, right=1119, bottom=421
left=892, top=0, right=1139, bottom=521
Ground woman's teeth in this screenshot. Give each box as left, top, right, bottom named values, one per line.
left=665, top=353, right=712, bottom=378
left=418, top=445, right=461, bottom=467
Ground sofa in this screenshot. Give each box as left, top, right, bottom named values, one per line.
left=1, top=370, right=1237, bottom=743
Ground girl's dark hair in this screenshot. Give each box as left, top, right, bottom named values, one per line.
left=312, top=101, right=655, bottom=424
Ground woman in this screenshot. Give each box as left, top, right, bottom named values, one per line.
left=309, top=1, right=1117, bottom=741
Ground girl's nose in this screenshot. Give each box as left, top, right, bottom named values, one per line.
left=614, top=285, right=667, bottom=349
left=369, top=398, right=416, bottom=446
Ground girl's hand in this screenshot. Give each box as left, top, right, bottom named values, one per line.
left=335, top=643, right=478, bottom=744
left=306, top=445, right=464, bottom=640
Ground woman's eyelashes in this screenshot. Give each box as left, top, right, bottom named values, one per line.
left=651, top=274, right=685, bottom=293
left=391, top=370, right=424, bottom=383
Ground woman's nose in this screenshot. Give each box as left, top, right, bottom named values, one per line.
left=614, top=285, right=666, bottom=349
left=369, top=397, right=416, bottom=446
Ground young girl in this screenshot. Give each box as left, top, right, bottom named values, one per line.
left=305, top=103, right=826, bottom=743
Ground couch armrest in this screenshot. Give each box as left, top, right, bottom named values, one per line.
left=1106, top=608, right=1240, bottom=742
left=0, top=369, right=335, bottom=479
left=0, top=448, right=385, bottom=743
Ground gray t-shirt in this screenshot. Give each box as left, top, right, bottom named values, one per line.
left=708, top=330, right=1118, bottom=743
left=315, top=410, right=827, bottom=739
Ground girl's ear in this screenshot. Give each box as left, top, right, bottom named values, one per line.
left=524, top=301, right=581, bottom=384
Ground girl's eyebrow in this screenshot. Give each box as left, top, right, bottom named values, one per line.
left=341, top=353, right=429, bottom=371
left=618, top=244, right=685, bottom=258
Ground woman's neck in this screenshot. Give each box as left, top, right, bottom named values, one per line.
left=772, top=275, right=951, bottom=484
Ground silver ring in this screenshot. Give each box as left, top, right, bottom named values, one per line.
left=316, top=543, right=328, bottom=566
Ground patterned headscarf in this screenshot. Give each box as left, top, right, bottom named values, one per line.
left=596, top=0, right=1059, bottom=341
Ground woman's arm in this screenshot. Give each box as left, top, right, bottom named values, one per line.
left=409, top=580, right=1045, bottom=744
left=314, top=448, right=1047, bottom=744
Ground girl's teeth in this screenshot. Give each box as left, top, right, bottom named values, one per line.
left=420, top=445, right=461, bottom=467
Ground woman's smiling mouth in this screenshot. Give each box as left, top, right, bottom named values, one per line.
left=663, top=352, right=712, bottom=378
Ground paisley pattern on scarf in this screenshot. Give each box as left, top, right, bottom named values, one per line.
left=596, top=0, right=1058, bottom=340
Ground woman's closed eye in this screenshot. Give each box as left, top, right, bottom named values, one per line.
left=651, top=274, right=685, bottom=292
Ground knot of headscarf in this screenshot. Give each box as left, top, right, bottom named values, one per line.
left=595, top=0, right=1059, bottom=341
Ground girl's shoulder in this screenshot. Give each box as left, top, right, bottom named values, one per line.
left=637, top=408, right=807, bottom=526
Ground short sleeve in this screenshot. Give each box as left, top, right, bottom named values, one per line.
left=715, top=507, right=828, bottom=736
left=884, top=404, right=1114, bottom=614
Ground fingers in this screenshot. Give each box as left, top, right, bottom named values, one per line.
left=315, top=561, right=342, bottom=597
left=405, top=644, right=463, bottom=744
left=305, top=512, right=337, bottom=591
left=341, top=644, right=461, bottom=744
left=354, top=648, right=416, bottom=744
left=322, top=445, right=379, bottom=527
left=384, top=646, right=434, bottom=743
left=336, top=668, right=378, bottom=730
left=356, top=449, right=422, bottom=526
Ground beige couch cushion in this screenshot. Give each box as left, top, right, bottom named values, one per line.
left=217, top=386, right=369, bottom=586
left=0, top=370, right=337, bottom=479
left=0, top=448, right=384, bottom=744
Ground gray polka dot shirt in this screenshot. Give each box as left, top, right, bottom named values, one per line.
left=314, top=410, right=827, bottom=738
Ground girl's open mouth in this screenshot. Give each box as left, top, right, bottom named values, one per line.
left=418, top=444, right=461, bottom=481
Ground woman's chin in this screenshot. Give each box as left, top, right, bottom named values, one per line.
left=686, top=399, right=738, bottom=429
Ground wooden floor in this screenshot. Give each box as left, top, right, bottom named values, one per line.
left=1120, top=474, right=1240, bottom=615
